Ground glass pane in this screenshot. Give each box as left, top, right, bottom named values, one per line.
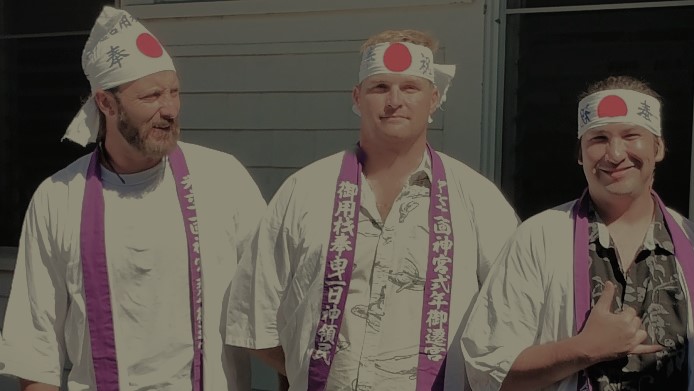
left=0, top=0, right=115, bottom=245
left=154, top=0, right=232, bottom=3
left=1, top=0, right=113, bottom=35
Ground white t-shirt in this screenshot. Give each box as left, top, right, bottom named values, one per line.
left=461, top=201, right=694, bottom=391
left=226, top=150, right=518, bottom=391
left=0, top=142, right=266, bottom=390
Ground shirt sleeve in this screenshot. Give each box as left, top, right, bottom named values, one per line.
left=232, top=165, right=268, bottom=265
left=461, top=226, right=546, bottom=391
left=471, top=180, right=519, bottom=285
left=1, top=189, right=68, bottom=386
left=226, top=176, right=297, bottom=349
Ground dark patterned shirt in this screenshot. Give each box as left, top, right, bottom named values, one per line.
left=585, top=201, right=688, bottom=390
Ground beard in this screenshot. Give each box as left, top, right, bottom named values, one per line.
left=117, top=104, right=180, bottom=160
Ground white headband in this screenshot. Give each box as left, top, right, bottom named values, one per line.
left=354, top=42, right=456, bottom=115
left=63, top=6, right=176, bottom=146
left=577, top=88, right=661, bottom=139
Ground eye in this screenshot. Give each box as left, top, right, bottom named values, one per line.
left=591, top=135, right=607, bottom=142
left=370, top=84, right=388, bottom=92
left=403, top=84, right=420, bottom=92
left=141, top=91, right=162, bottom=102
left=624, top=133, right=640, bottom=140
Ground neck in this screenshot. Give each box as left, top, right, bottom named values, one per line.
left=359, top=136, right=427, bottom=179
left=589, top=188, right=655, bottom=226
left=102, top=131, right=163, bottom=175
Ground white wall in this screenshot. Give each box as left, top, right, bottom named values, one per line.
left=124, top=0, right=490, bottom=200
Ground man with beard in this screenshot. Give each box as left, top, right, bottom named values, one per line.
left=462, top=76, right=694, bottom=391
left=0, top=6, right=265, bottom=391
left=226, top=29, right=518, bottom=390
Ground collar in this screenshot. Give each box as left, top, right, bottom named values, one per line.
left=409, top=148, right=432, bottom=187
left=587, top=199, right=673, bottom=254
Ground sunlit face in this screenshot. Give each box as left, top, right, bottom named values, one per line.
left=580, top=123, right=664, bottom=199
left=353, top=73, right=439, bottom=146
left=111, top=70, right=181, bottom=159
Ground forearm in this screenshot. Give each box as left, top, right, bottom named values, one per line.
left=19, top=379, right=59, bottom=391
left=249, top=346, right=287, bottom=376
left=500, top=335, right=594, bottom=391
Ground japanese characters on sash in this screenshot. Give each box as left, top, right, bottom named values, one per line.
left=82, top=146, right=204, bottom=391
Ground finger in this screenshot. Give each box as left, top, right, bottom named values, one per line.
left=594, top=281, right=616, bottom=311
left=630, top=344, right=663, bottom=355
left=633, top=329, right=649, bottom=345
left=628, top=315, right=643, bottom=331
left=621, top=305, right=638, bottom=318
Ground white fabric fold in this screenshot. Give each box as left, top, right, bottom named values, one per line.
left=63, top=96, right=100, bottom=147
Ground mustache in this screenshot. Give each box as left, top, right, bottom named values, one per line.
left=151, top=118, right=179, bottom=128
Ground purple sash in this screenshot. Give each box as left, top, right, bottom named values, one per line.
left=81, top=145, right=204, bottom=391
left=308, top=145, right=454, bottom=390
left=572, top=190, right=694, bottom=391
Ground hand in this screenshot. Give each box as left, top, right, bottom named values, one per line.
left=577, top=281, right=663, bottom=363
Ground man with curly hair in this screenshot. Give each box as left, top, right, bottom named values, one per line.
left=463, top=76, right=693, bottom=391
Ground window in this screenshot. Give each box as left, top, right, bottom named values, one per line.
left=0, top=1, right=113, bottom=246
left=507, top=0, right=685, bottom=9
left=501, top=5, right=694, bottom=219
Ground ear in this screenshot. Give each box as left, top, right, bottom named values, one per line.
left=429, top=86, right=440, bottom=115
left=94, top=90, right=117, bottom=117
left=352, top=84, right=361, bottom=109
left=655, top=137, right=665, bottom=162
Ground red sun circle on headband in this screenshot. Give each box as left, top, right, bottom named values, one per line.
left=597, top=95, right=628, bottom=118
left=383, top=43, right=412, bottom=72
left=136, top=33, right=163, bottom=58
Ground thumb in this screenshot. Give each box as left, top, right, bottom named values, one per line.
left=594, top=281, right=616, bottom=311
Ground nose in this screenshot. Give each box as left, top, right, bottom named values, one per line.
left=159, top=92, right=180, bottom=121
left=605, top=137, right=626, bottom=164
left=386, top=88, right=403, bottom=109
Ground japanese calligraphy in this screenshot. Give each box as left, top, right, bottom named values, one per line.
left=637, top=100, right=653, bottom=122
left=106, top=45, right=129, bottom=68
left=364, top=46, right=377, bottom=63
left=420, top=53, right=432, bottom=76
left=311, top=153, right=361, bottom=380
left=580, top=106, right=591, bottom=125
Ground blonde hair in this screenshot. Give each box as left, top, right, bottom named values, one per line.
left=361, top=29, right=439, bottom=54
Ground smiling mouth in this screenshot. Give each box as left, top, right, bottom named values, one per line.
left=599, top=166, right=635, bottom=178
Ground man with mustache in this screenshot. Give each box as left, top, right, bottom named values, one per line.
left=0, top=6, right=265, bottom=391
left=226, top=29, right=518, bottom=390
left=462, top=76, right=694, bottom=390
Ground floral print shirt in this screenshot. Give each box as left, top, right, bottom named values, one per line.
left=586, top=202, right=688, bottom=390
